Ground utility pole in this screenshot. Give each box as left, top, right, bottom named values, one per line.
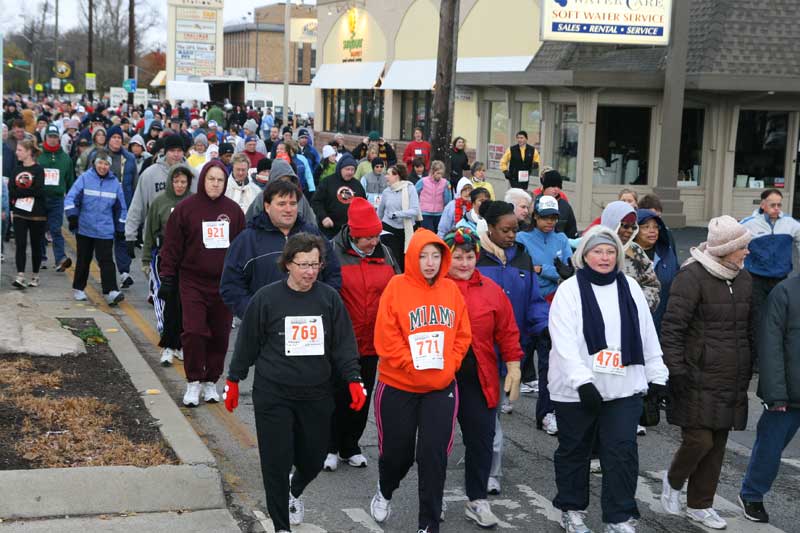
left=87, top=0, right=93, bottom=101
left=430, top=0, right=459, bottom=174
left=282, top=0, right=290, bottom=127
left=127, top=0, right=135, bottom=106
left=54, top=0, right=59, bottom=64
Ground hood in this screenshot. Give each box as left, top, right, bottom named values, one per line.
left=636, top=208, right=670, bottom=250
left=165, top=164, right=195, bottom=201
left=270, top=159, right=297, bottom=181
left=600, top=200, right=635, bottom=229
left=455, top=176, right=473, bottom=197
left=196, top=159, right=230, bottom=201
left=334, top=153, right=358, bottom=180
left=404, top=228, right=452, bottom=288
left=243, top=118, right=258, bottom=133
left=129, top=134, right=146, bottom=148
left=573, top=225, right=626, bottom=272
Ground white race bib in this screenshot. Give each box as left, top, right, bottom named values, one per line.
left=592, top=348, right=626, bottom=376
left=414, top=148, right=423, bottom=156
left=202, top=220, right=230, bottom=249
left=284, top=316, right=325, bottom=356
left=518, top=170, right=529, bottom=183
left=373, top=194, right=382, bottom=208
left=15, top=197, right=34, bottom=212
left=409, top=331, right=444, bottom=370
left=44, top=168, right=60, bottom=186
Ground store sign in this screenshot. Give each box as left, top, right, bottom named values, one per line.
left=109, top=87, right=127, bottom=105
left=174, top=6, right=219, bottom=79
left=455, top=86, right=474, bottom=102
left=541, top=0, right=672, bottom=46
left=51, top=77, right=61, bottom=91
left=51, top=60, right=75, bottom=79
left=342, top=8, right=363, bottom=63
left=290, top=18, right=318, bottom=44
left=85, top=72, right=97, bottom=91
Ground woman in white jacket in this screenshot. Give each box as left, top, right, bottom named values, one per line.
left=225, top=153, right=262, bottom=213
left=548, top=225, right=668, bottom=533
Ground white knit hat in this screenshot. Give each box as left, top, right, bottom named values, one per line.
left=704, top=215, right=752, bottom=257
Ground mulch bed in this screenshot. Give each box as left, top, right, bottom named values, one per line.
left=0, top=318, right=178, bottom=470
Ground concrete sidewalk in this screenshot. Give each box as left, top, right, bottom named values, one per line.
left=0, top=261, right=240, bottom=530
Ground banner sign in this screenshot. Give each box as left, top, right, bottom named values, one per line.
left=541, top=0, right=672, bottom=46
left=290, top=18, right=318, bottom=44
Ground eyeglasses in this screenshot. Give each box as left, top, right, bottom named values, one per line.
left=619, top=223, right=638, bottom=231
left=291, top=261, right=323, bottom=271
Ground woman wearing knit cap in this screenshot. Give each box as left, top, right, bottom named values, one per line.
left=186, top=133, right=209, bottom=171
left=659, top=216, right=754, bottom=530
left=377, top=163, right=421, bottom=269
left=549, top=225, right=668, bottom=533
left=443, top=227, right=523, bottom=528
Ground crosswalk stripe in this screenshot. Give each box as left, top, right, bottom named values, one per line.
left=341, top=508, right=383, bottom=533
left=516, top=484, right=563, bottom=524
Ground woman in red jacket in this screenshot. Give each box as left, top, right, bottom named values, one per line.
left=444, top=227, right=523, bottom=528
left=371, top=228, right=471, bottom=533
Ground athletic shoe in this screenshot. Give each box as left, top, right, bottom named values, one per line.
left=738, top=494, right=769, bottom=523
left=73, top=289, right=88, bottom=301
left=202, top=382, right=220, bottom=403
left=542, top=412, right=558, bottom=435
left=12, top=274, right=26, bottom=289
left=487, top=476, right=501, bottom=495
left=636, top=425, right=647, bottom=436
left=370, top=486, right=392, bottom=523
left=289, top=494, right=304, bottom=525
left=660, top=471, right=682, bottom=515
left=175, top=348, right=184, bottom=361
left=465, top=499, right=499, bottom=528
left=440, top=498, right=446, bottom=521
left=500, top=400, right=513, bottom=414
left=561, top=510, right=592, bottom=533
left=342, top=453, right=368, bottom=467
left=323, top=453, right=339, bottom=471
left=603, top=518, right=636, bottom=532
left=520, top=380, right=538, bottom=394
left=106, top=290, right=124, bottom=306
left=160, top=348, right=176, bottom=366
left=56, top=257, right=72, bottom=272
left=590, top=459, right=602, bottom=474
left=183, top=381, right=201, bottom=407
left=686, top=507, right=726, bottom=529
left=27, top=276, right=39, bottom=287
left=120, top=272, right=134, bottom=288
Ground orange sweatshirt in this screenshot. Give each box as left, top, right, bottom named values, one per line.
left=374, top=228, right=472, bottom=393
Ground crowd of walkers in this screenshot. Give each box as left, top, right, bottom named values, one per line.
left=4, top=94, right=800, bottom=533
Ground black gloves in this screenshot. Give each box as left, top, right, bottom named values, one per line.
left=157, top=276, right=177, bottom=300
left=667, top=374, right=691, bottom=400
left=554, top=257, right=575, bottom=280
left=126, top=240, right=137, bottom=258
left=648, top=382, right=669, bottom=406
left=577, top=383, right=603, bottom=416
left=68, top=216, right=78, bottom=231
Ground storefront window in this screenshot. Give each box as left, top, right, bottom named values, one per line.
left=734, top=110, right=789, bottom=189
left=519, top=102, right=541, bottom=149
left=322, top=89, right=384, bottom=135
left=679, top=108, right=705, bottom=186
left=399, top=91, right=432, bottom=140
left=594, top=106, right=651, bottom=185
left=486, top=101, right=509, bottom=170
left=552, top=104, right=578, bottom=182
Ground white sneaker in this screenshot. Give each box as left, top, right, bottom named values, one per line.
left=686, top=507, right=726, bottom=529
left=288, top=494, right=304, bottom=525
left=542, top=412, right=559, bottom=435
left=105, top=290, right=124, bottom=305
left=370, top=486, right=391, bottom=523
left=323, top=453, right=339, bottom=471
left=440, top=498, right=447, bottom=521
left=500, top=399, right=513, bottom=414
left=487, top=476, right=501, bottom=495
left=636, top=425, right=647, bottom=436
left=342, top=453, right=368, bottom=467
left=120, top=272, right=134, bottom=288
left=603, top=518, right=636, bottom=532
left=465, top=499, right=499, bottom=528
left=520, top=380, right=538, bottom=394
left=183, top=381, right=201, bottom=407
left=175, top=348, right=184, bottom=361
left=73, top=289, right=88, bottom=301
left=660, top=471, right=682, bottom=515
left=12, top=274, right=26, bottom=289
left=202, top=382, right=220, bottom=403
left=590, top=459, right=602, bottom=474
left=561, top=510, right=593, bottom=533
left=160, top=348, right=176, bottom=366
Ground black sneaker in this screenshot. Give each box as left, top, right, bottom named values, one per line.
left=739, top=494, right=769, bottom=523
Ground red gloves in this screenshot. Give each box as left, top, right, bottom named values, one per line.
left=348, top=381, right=367, bottom=411
left=223, top=380, right=239, bottom=412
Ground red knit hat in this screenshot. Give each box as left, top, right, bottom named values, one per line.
left=347, top=197, right=383, bottom=238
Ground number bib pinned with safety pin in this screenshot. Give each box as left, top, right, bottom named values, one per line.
left=592, top=348, right=626, bottom=376
left=409, top=331, right=444, bottom=370
left=202, top=220, right=229, bottom=249
left=285, top=316, right=325, bottom=356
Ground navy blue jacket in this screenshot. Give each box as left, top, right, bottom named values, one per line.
left=637, top=209, right=679, bottom=334
left=220, top=212, right=342, bottom=318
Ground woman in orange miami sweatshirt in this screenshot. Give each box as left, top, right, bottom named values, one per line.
left=369, top=228, right=471, bottom=533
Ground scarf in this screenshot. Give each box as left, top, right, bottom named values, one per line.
left=454, top=198, right=472, bottom=223
left=390, top=180, right=420, bottom=252
left=478, top=226, right=507, bottom=265
left=683, top=243, right=741, bottom=281
left=576, top=266, right=644, bottom=367
left=42, top=141, right=61, bottom=153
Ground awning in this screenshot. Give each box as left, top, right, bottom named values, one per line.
left=381, top=59, right=436, bottom=91
left=456, top=55, right=534, bottom=73
left=166, top=80, right=210, bottom=102
left=150, top=70, right=167, bottom=87
left=311, top=61, right=385, bottom=89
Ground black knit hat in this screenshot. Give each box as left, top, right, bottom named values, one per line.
left=541, top=169, right=563, bottom=190
left=162, top=134, right=185, bottom=152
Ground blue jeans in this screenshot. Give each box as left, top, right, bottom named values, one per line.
left=421, top=214, right=441, bottom=232
left=535, top=334, right=554, bottom=423
left=740, top=408, right=800, bottom=501
left=41, top=196, right=66, bottom=264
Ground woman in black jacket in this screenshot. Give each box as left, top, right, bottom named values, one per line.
left=9, top=138, right=46, bottom=288
left=449, top=136, right=470, bottom=190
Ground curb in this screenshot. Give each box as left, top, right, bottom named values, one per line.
left=0, top=307, right=226, bottom=520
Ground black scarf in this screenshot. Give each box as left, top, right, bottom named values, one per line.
left=576, top=266, right=644, bottom=367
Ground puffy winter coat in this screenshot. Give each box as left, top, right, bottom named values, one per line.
left=64, top=167, right=127, bottom=240
left=516, top=228, right=572, bottom=298
left=661, top=261, right=754, bottom=430
left=756, top=276, right=800, bottom=409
